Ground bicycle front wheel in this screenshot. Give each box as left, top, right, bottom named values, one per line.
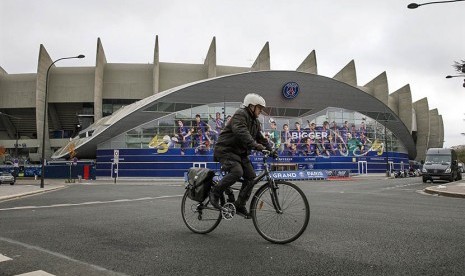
left=251, top=181, right=310, bottom=244
left=181, top=190, right=222, bottom=234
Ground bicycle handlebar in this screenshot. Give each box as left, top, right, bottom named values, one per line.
left=260, top=149, right=279, bottom=159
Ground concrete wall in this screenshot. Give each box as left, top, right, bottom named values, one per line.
left=48, top=67, right=94, bottom=103
left=0, top=74, right=37, bottom=108
left=159, top=63, right=206, bottom=92
left=103, top=64, right=153, bottom=99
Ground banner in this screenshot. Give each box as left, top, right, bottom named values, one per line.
left=271, top=170, right=327, bottom=180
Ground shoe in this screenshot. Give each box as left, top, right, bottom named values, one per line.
left=233, top=203, right=251, bottom=219
left=209, top=191, right=221, bottom=209
left=227, top=194, right=236, bottom=203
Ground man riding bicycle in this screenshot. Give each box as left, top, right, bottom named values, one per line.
left=209, top=93, right=274, bottom=218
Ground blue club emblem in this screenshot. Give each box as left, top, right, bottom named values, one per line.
left=282, top=82, right=299, bottom=99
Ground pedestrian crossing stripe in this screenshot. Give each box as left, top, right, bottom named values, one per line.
left=15, top=270, right=55, bottom=276
left=0, top=253, right=12, bottom=262
left=1, top=254, right=56, bottom=275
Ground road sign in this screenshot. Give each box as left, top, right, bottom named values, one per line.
left=114, top=150, right=119, bottom=164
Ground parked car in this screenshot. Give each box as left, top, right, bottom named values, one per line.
left=0, top=172, right=15, bottom=185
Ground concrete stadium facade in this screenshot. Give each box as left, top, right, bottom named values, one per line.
left=0, top=36, right=443, bottom=165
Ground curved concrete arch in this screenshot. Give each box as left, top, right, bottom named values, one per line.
left=53, top=70, right=416, bottom=159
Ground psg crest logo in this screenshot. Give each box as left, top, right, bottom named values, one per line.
left=282, top=82, right=299, bottom=99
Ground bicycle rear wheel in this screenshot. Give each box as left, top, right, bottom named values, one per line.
left=251, top=181, right=310, bottom=244
left=181, top=190, right=222, bottom=234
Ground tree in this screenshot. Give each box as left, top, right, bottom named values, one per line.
left=457, top=147, right=465, bottom=163
left=453, top=60, right=465, bottom=73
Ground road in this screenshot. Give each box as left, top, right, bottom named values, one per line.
left=0, top=177, right=464, bottom=276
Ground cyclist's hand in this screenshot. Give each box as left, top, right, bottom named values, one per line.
left=254, top=143, right=266, bottom=151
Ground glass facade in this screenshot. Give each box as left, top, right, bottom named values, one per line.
left=109, top=102, right=407, bottom=157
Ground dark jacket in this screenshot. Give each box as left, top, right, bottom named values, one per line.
left=214, top=107, right=269, bottom=162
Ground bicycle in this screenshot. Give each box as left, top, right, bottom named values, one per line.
left=181, top=150, right=310, bottom=244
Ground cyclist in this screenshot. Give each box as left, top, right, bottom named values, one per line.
left=209, top=93, right=273, bottom=218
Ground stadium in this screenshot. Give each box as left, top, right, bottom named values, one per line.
left=0, top=37, right=444, bottom=177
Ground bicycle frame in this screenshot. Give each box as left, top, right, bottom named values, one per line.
left=205, top=150, right=283, bottom=213
left=250, top=151, right=283, bottom=214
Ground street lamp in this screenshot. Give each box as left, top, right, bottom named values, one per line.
left=384, top=120, right=390, bottom=177
left=40, top=55, right=85, bottom=188
left=408, top=0, right=465, bottom=9
left=445, top=75, right=465, bottom=87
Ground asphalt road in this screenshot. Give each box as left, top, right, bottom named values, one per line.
left=0, top=177, right=464, bottom=276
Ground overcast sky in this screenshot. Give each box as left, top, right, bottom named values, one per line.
left=1, top=0, right=464, bottom=146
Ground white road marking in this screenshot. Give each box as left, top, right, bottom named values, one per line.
left=381, top=182, right=425, bottom=190
left=0, top=253, right=12, bottom=262
left=15, top=270, right=55, bottom=276
left=0, top=195, right=183, bottom=211
left=0, top=237, right=129, bottom=276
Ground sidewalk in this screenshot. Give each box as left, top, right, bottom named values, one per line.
left=423, top=179, right=465, bottom=198
left=0, top=178, right=68, bottom=201
left=0, top=177, right=186, bottom=202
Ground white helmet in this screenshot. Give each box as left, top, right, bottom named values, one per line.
left=243, top=93, right=266, bottom=108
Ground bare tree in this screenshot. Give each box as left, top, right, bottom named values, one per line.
left=453, top=60, right=465, bottom=73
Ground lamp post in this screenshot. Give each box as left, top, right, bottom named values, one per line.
left=40, top=55, right=85, bottom=188
left=408, top=0, right=465, bottom=9
left=384, top=120, right=390, bottom=177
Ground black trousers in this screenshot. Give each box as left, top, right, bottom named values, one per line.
left=213, top=156, right=256, bottom=206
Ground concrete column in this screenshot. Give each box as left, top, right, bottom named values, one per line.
left=390, top=85, right=413, bottom=133
left=153, top=35, right=160, bottom=94
left=333, top=60, right=357, bottom=87
left=0, top=66, right=7, bottom=76
left=296, top=50, right=317, bottom=74
left=413, top=98, right=430, bottom=161
left=438, top=115, right=444, bottom=148
left=363, top=72, right=389, bottom=107
left=35, top=44, right=53, bottom=159
left=251, top=42, right=270, bottom=71
left=204, top=37, right=217, bottom=78
left=94, top=37, right=107, bottom=122
left=429, top=109, right=440, bottom=148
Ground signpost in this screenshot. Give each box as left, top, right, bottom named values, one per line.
left=113, top=150, right=119, bottom=183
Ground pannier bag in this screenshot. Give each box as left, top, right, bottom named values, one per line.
left=186, top=168, right=215, bottom=202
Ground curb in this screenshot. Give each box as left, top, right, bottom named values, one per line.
left=423, top=187, right=465, bottom=199
left=0, top=185, right=67, bottom=201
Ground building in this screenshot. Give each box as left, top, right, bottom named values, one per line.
left=0, top=37, right=444, bottom=176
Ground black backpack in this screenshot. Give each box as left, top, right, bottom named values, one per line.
left=186, top=168, right=215, bottom=202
